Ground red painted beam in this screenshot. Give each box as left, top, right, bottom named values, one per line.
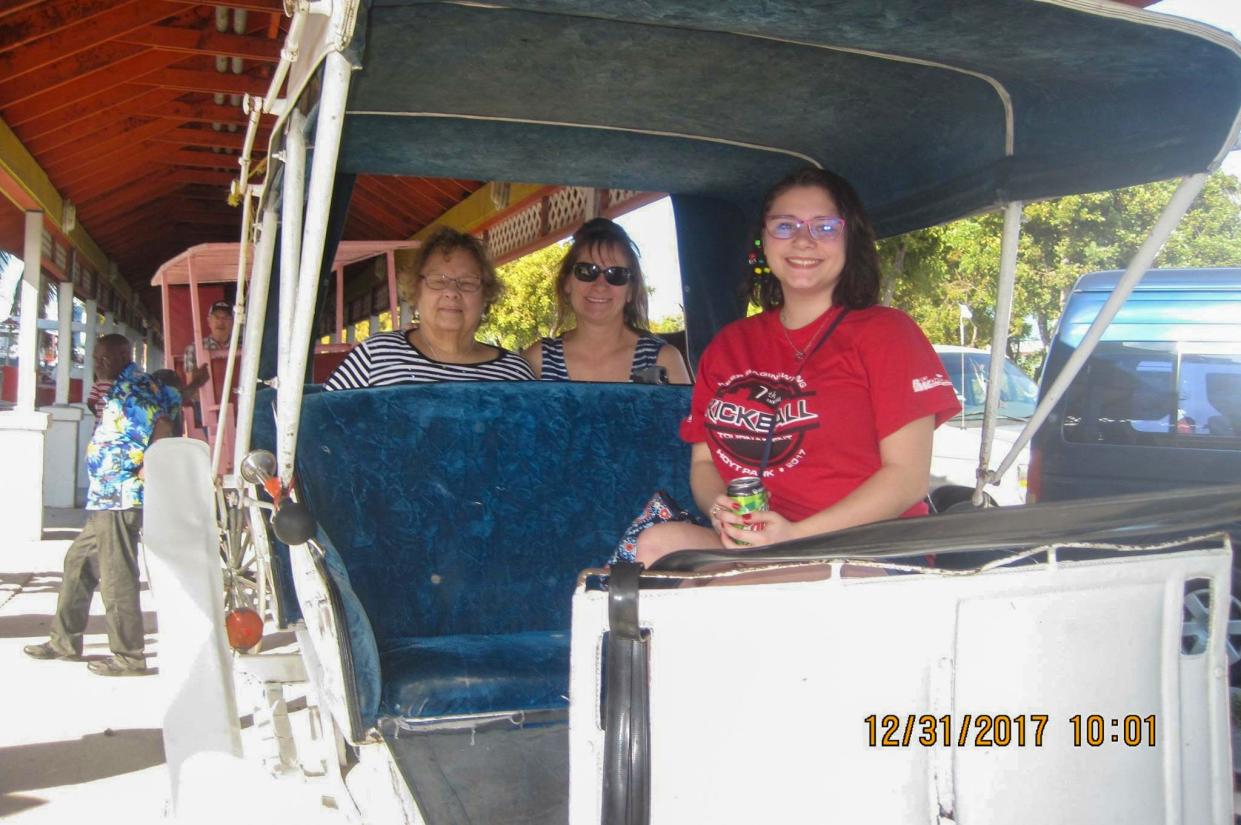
left=57, top=142, right=186, bottom=194
left=43, top=119, right=184, bottom=176
left=16, top=86, right=181, bottom=145
left=163, top=0, right=285, bottom=12
left=119, top=98, right=248, bottom=125
left=0, top=1, right=186, bottom=83
left=1, top=50, right=184, bottom=127
left=26, top=115, right=161, bottom=160
left=118, top=25, right=281, bottom=62
left=131, top=67, right=270, bottom=96
left=149, top=125, right=270, bottom=151
left=0, top=0, right=125, bottom=52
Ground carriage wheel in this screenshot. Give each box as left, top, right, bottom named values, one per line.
left=218, top=488, right=276, bottom=648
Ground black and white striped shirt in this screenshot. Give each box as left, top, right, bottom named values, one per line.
left=324, top=330, right=535, bottom=390
left=539, top=333, right=665, bottom=382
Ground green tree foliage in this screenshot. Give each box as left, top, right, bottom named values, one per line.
left=477, top=241, right=567, bottom=349
left=882, top=171, right=1241, bottom=356
left=650, top=313, right=686, bottom=333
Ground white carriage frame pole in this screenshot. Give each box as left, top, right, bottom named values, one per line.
left=386, top=250, right=399, bottom=330
left=211, top=192, right=255, bottom=476
left=159, top=267, right=174, bottom=371
left=233, top=204, right=278, bottom=470
left=188, top=255, right=205, bottom=383
left=991, top=172, right=1210, bottom=483
left=278, top=51, right=353, bottom=484
left=278, top=108, right=307, bottom=389
left=335, top=266, right=345, bottom=342
left=972, top=201, right=1023, bottom=505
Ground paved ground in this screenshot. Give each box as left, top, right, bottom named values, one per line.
left=0, top=509, right=345, bottom=824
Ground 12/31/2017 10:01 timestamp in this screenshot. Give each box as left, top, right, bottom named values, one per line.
left=864, top=714, right=1157, bottom=748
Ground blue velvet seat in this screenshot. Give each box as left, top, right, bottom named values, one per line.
left=255, top=382, right=694, bottom=728
left=379, top=631, right=570, bottom=719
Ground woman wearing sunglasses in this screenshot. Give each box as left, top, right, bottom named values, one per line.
left=523, top=218, right=690, bottom=384
left=632, top=167, right=959, bottom=565
left=324, top=227, right=535, bottom=389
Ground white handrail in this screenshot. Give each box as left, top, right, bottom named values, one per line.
left=973, top=200, right=1022, bottom=505
left=991, top=173, right=1210, bottom=484
left=212, top=189, right=254, bottom=475
left=278, top=109, right=307, bottom=387
left=277, top=51, right=353, bottom=484
left=232, top=204, right=279, bottom=472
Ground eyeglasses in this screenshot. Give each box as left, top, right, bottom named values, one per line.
left=763, top=216, right=846, bottom=241
left=421, top=274, right=482, bottom=293
left=572, top=262, right=632, bottom=286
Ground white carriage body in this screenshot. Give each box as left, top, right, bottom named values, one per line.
left=569, top=544, right=1234, bottom=823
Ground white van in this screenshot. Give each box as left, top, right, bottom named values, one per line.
left=930, top=345, right=1035, bottom=508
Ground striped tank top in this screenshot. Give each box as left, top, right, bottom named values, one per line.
left=539, top=333, right=665, bottom=382
left=324, top=330, right=535, bottom=390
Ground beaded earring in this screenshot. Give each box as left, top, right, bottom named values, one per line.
left=747, top=239, right=771, bottom=276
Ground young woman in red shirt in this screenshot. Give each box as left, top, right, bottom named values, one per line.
left=635, top=168, right=961, bottom=565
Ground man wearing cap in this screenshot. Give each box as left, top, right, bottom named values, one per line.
left=183, top=299, right=234, bottom=396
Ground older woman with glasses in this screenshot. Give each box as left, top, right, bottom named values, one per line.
left=631, top=167, right=960, bottom=565
left=523, top=218, right=690, bottom=384
left=324, top=227, right=534, bottom=389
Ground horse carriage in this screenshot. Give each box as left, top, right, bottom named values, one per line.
left=141, top=1, right=1241, bottom=823
left=150, top=239, right=415, bottom=629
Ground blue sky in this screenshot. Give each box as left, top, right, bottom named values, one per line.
left=624, top=0, right=1241, bottom=321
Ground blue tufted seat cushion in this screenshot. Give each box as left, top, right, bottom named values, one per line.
left=378, top=630, right=570, bottom=719
left=255, top=381, right=694, bottom=725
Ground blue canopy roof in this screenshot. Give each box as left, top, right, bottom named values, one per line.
left=333, top=0, right=1241, bottom=236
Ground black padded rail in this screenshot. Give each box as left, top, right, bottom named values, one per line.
left=652, top=483, right=1241, bottom=573
left=602, top=562, right=651, bottom=825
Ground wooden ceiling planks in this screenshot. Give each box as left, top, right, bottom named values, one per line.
left=0, top=1, right=481, bottom=313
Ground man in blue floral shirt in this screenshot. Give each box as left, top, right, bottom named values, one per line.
left=24, top=334, right=179, bottom=676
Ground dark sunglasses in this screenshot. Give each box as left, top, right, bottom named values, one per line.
left=572, top=261, right=632, bottom=286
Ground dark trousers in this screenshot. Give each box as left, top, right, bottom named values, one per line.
left=49, top=509, right=146, bottom=668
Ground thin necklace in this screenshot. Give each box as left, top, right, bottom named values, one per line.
left=779, top=307, right=834, bottom=361
left=413, top=327, right=451, bottom=363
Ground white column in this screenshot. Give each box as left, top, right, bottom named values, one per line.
left=400, top=300, right=412, bottom=328
left=55, top=281, right=73, bottom=404
left=41, top=279, right=85, bottom=508
left=82, top=300, right=98, bottom=391
left=76, top=299, right=99, bottom=505
left=368, top=312, right=379, bottom=337
left=0, top=212, right=51, bottom=541
left=16, top=211, right=42, bottom=412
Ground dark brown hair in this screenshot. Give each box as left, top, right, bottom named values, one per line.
left=748, top=167, right=881, bottom=311
left=400, top=226, right=502, bottom=311
left=552, top=218, right=650, bottom=335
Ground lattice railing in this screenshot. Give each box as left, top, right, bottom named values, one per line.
left=482, top=186, right=659, bottom=264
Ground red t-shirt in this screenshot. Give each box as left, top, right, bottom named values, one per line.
left=681, top=305, right=960, bottom=522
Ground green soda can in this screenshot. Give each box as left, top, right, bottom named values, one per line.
left=726, top=476, right=770, bottom=545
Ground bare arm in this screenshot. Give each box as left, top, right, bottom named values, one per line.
left=657, top=344, right=692, bottom=385
left=689, top=441, right=727, bottom=515
left=521, top=341, right=543, bottom=379
left=150, top=416, right=174, bottom=443
left=717, top=415, right=935, bottom=546
left=185, top=365, right=209, bottom=392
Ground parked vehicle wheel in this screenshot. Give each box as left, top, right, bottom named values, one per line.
left=1182, top=579, right=1241, bottom=685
